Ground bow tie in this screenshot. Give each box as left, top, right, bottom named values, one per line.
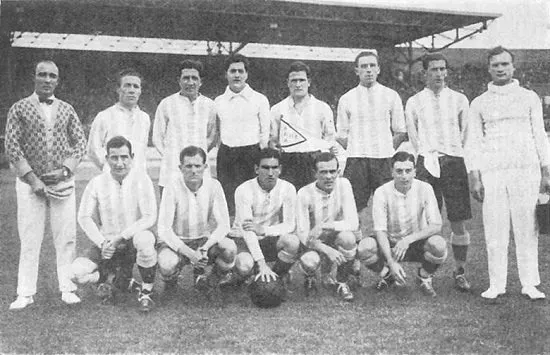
left=39, top=97, right=53, bottom=105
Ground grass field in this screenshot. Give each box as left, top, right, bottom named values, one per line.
left=1, top=172, right=549, bottom=354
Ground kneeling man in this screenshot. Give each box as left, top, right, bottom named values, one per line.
left=297, top=152, right=359, bottom=301
left=358, top=151, right=447, bottom=297
left=231, top=148, right=300, bottom=285
left=71, top=136, right=158, bottom=312
left=157, top=146, right=236, bottom=293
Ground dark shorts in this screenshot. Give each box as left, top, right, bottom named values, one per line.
left=157, top=238, right=220, bottom=267
left=280, top=151, right=318, bottom=191
left=235, top=237, right=279, bottom=262
left=86, top=241, right=137, bottom=285
left=416, top=155, right=472, bottom=222
left=217, top=143, right=260, bottom=215
left=343, top=157, right=392, bottom=211
left=368, top=235, right=428, bottom=264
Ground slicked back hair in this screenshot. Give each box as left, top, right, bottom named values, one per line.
left=179, top=145, right=207, bottom=164
left=179, top=59, right=204, bottom=77
left=106, top=135, right=133, bottom=156
left=224, top=54, right=249, bottom=72
left=256, top=148, right=281, bottom=165
left=487, top=46, right=515, bottom=64
left=354, top=51, right=379, bottom=67
left=287, top=61, right=311, bottom=78
left=391, top=151, right=415, bottom=168
left=422, top=52, right=448, bottom=70
left=314, top=152, right=339, bottom=171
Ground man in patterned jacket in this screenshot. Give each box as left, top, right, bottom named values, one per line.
left=6, top=60, right=87, bottom=310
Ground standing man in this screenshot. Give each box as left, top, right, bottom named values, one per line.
left=270, top=61, right=338, bottom=190
left=297, top=152, right=359, bottom=301
left=465, top=46, right=550, bottom=300
left=71, top=136, right=158, bottom=312
left=357, top=152, right=447, bottom=297
left=6, top=60, right=87, bottom=309
left=157, top=146, right=237, bottom=293
left=231, top=148, right=300, bottom=284
left=215, top=54, right=270, bottom=216
left=87, top=69, right=150, bottom=173
left=337, top=51, right=407, bottom=215
left=153, top=59, right=217, bottom=196
left=405, top=52, right=472, bottom=291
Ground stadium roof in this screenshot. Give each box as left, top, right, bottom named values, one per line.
left=2, top=0, right=500, bottom=49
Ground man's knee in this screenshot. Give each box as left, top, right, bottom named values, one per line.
left=335, top=231, right=357, bottom=250
left=300, top=251, right=321, bottom=275
left=424, top=235, right=448, bottom=264
left=71, top=257, right=99, bottom=284
left=157, top=247, right=180, bottom=277
left=134, top=231, right=157, bottom=267
left=217, top=237, right=237, bottom=261
left=357, top=237, right=379, bottom=266
left=277, top=234, right=300, bottom=255
left=235, top=252, right=254, bottom=276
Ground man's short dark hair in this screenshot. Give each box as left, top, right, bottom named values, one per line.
left=180, top=145, right=207, bottom=164
left=391, top=151, right=415, bottom=168
left=256, top=148, right=281, bottom=165
left=287, top=61, right=311, bottom=78
left=422, top=52, right=448, bottom=70
left=314, top=152, right=339, bottom=171
left=354, top=51, right=379, bottom=67
left=106, top=136, right=133, bottom=156
left=487, top=46, right=515, bottom=64
left=179, top=59, right=204, bottom=77
left=117, top=68, right=143, bottom=87
left=224, top=54, right=249, bottom=72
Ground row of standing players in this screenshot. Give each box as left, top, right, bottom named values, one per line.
left=6, top=46, right=550, bottom=312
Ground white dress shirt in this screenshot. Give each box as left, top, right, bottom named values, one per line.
left=215, top=85, right=270, bottom=148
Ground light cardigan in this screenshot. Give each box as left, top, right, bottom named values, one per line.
left=464, top=80, right=550, bottom=172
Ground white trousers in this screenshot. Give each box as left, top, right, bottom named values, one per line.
left=15, top=179, right=77, bottom=296
left=482, top=166, right=541, bottom=291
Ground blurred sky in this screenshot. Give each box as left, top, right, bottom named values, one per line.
left=286, top=0, right=550, bottom=49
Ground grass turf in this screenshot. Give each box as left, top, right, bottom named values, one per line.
left=0, top=177, right=549, bottom=354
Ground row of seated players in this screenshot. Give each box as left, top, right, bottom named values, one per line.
left=71, top=136, right=446, bottom=312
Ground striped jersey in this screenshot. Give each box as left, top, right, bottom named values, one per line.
left=270, top=95, right=336, bottom=153
left=233, top=177, right=297, bottom=238
left=405, top=87, right=469, bottom=157
left=372, top=179, right=442, bottom=244
left=158, top=174, right=230, bottom=253
left=296, top=177, right=359, bottom=246
left=337, top=83, right=406, bottom=158
left=78, top=170, right=157, bottom=247
left=88, top=103, right=151, bottom=172
left=152, top=93, right=216, bottom=186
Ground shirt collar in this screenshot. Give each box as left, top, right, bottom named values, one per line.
left=115, top=103, right=140, bottom=114
left=391, top=179, right=418, bottom=197
left=488, top=79, right=520, bottom=95
left=288, top=94, right=314, bottom=109
left=424, top=86, right=449, bottom=98
left=224, top=84, right=252, bottom=100
left=357, top=82, right=379, bottom=93
left=32, top=92, right=56, bottom=103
